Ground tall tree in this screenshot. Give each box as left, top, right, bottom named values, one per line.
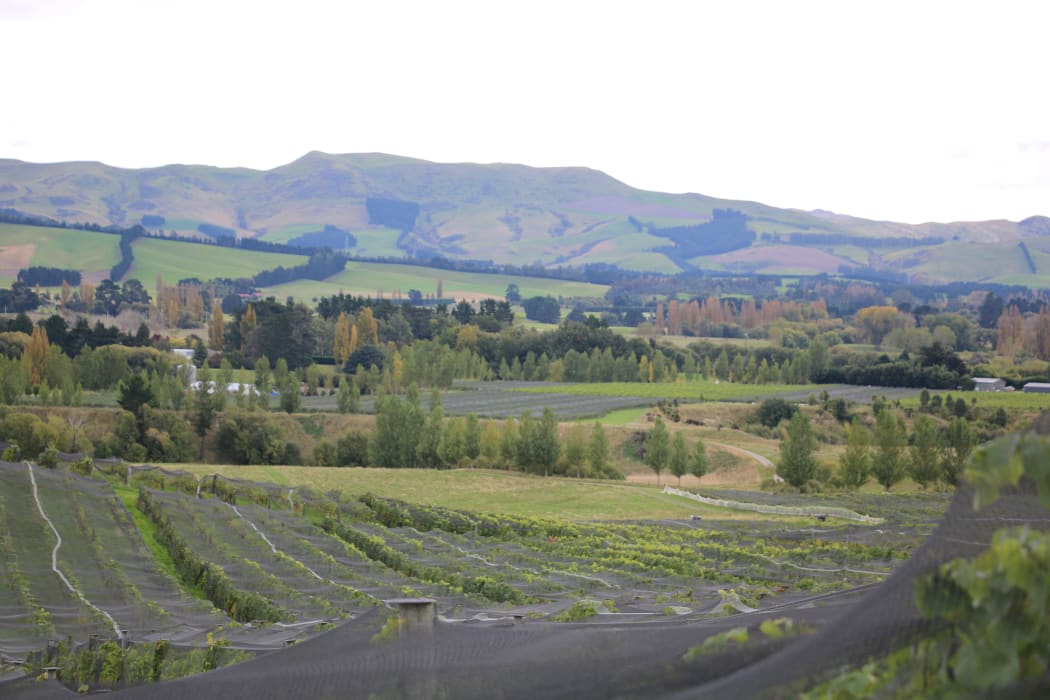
left=588, top=422, right=611, bottom=477
left=644, top=417, right=671, bottom=484
left=941, top=417, right=977, bottom=485
left=463, top=413, right=482, bottom=461
left=208, top=300, right=225, bottom=350
left=909, top=414, right=942, bottom=489
left=192, top=367, right=218, bottom=459
left=25, top=326, right=50, bottom=385
left=688, top=438, right=709, bottom=491
left=872, top=409, right=907, bottom=490
left=333, top=312, right=352, bottom=365
left=778, top=411, right=818, bottom=488
left=838, top=418, right=872, bottom=490
left=417, top=389, right=445, bottom=468
left=563, top=423, right=589, bottom=478
left=669, top=431, right=689, bottom=487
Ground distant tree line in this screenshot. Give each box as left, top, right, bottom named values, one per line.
left=252, top=249, right=348, bottom=287
left=17, top=267, right=81, bottom=287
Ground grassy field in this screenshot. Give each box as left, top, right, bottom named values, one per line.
left=262, top=261, right=609, bottom=303
left=513, top=380, right=829, bottom=402
left=129, top=237, right=307, bottom=283
left=898, top=390, right=1050, bottom=410
left=172, top=464, right=799, bottom=521
left=0, top=223, right=121, bottom=284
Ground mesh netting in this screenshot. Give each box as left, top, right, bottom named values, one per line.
left=2, top=463, right=1048, bottom=699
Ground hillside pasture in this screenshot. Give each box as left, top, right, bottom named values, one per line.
left=693, top=244, right=854, bottom=275
left=263, top=261, right=609, bottom=304
left=0, top=223, right=121, bottom=285
left=128, top=237, right=307, bottom=284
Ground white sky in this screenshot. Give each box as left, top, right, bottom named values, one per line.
left=2, top=0, right=1048, bottom=224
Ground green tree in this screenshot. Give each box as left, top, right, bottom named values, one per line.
left=644, top=417, right=671, bottom=484
left=588, top=422, right=611, bottom=477
left=417, top=390, right=445, bottom=468
left=518, top=408, right=560, bottom=476
left=669, top=431, right=689, bottom=487
left=278, top=377, right=301, bottom=414
left=688, top=438, right=709, bottom=491
left=214, top=409, right=284, bottom=465
left=191, top=367, right=218, bottom=460
left=941, top=416, right=977, bottom=485
left=838, top=418, right=872, bottom=489
left=463, top=413, right=482, bottom=461
left=439, top=416, right=465, bottom=466
left=253, top=355, right=271, bottom=408
left=872, top=409, right=907, bottom=490
left=755, top=397, right=797, bottom=429
left=563, top=423, right=588, bottom=478
left=777, top=411, right=819, bottom=488
left=117, top=372, right=154, bottom=417
left=909, top=414, right=942, bottom=489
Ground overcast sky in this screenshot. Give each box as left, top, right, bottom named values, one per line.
left=2, top=0, right=1048, bottom=224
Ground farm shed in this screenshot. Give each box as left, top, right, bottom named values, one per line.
left=1022, top=382, right=1050, bottom=393
left=973, top=377, right=1006, bottom=392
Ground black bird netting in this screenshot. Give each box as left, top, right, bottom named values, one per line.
left=1, top=456, right=1048, bottom=699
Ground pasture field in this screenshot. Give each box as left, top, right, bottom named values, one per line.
left=0, top=223, right=121, bottom=284
left=898, top=390, right=1050, bottom=410
left=128, top=237, right=307, bottom=284
left=262, top=261, right=609, bottom=304
left=512, top=380, right=830, bottom=402
left=175, top=464, right=734, bottom=521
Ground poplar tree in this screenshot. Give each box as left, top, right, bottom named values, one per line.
left=688, top=438, right=709, bottom=491
left=645, top=417, right=670, bottom=484
left=872, top=409, right=907, bottom=490
left=669, top=431, right=689, bottom=487
left=839, top=418, right=872, bottom=489
left=588, top=422, right=611, bottom=476
left=778, top=411, right=818, bottom=488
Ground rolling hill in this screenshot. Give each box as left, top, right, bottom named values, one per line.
left=1, top=152, right=1048, bottom=282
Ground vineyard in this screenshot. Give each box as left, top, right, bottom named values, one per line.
left=5, top=447, right=1046, bottom=699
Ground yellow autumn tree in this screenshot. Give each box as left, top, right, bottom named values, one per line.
left=208, top=300, right=225, bottom=350
left=80, top=282, right=95, bottom=312
left=25, top=326, right=50, bottom=385
left=333, top=312, right=352, bottom=365
left=356, top=307, right=378, bottom=345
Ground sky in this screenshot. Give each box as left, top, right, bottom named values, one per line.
left=1, top=0, right=1048, bottom=224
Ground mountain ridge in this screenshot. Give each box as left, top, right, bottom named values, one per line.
left=0, top=152, right=1045, bottom=280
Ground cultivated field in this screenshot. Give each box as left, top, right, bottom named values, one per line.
left=262, top=261, right=609, bottom=304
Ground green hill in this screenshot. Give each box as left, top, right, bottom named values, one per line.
left=1, top=152, right=1048, bottom=281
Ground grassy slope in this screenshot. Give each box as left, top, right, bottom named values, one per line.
left=128, top=237, right=307, bottom=283
left=263, top=261, right=609, bottom=302
left=0, top=223, right=121, bottom=284
left=173, top=464, right=794, bottom=521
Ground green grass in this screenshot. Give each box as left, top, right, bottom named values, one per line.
left=898, top=391, right=1050, bottom=410
left=257, top=223, right=324, bottom=244
left=591, top=407, right=650, bottom=425
left=514, top=380, right=829, bottom=402
left=263, top=261, right=609, bottom=303
left=129, top=237, right=308, bottom=284
left=344, top=227, right=404, bottom=258
left=171, top=465, right=794, bottom=521
left=114, top=484, right=187, bottom=593
left=0, top=223, right=121, bottom=284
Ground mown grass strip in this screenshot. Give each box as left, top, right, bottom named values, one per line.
left=115, top=485, right=184, bottom=592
